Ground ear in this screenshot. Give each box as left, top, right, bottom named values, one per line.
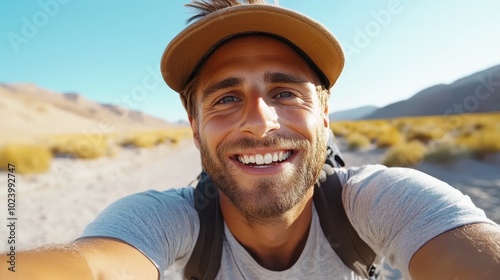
left=322, top=103, right=329, bottom=129
left=189, top=115, right=200, bottom=150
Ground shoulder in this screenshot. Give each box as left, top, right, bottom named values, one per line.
left=336, top=164, right=439, bottom=185
left=335, top=164, right=456, bottom=197
left=81, top=187, right=200, bottom=274
left=83, top=187, right=198, bottom=236
left=102, top=187, right=194, bottom=212
left=135, top=187, right=196, bottom=209
left=103, top=187, right=195, bottom=212
left=335, top=164, right=484, bottom=225
left=335, top=165, right=495, bottom=276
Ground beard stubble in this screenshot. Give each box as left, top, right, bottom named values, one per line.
left=199, top=129, right=327, bottom=225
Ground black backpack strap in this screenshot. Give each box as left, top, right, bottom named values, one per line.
left=184, top=173, right=224, bottom=280
left=313, top=164, right=378, bottom=279
left=326, top=129, right=345, bottom=168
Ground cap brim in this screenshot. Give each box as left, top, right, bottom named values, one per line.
left=161, top=4, right=344, bottom=93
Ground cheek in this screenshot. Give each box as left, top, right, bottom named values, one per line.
left=278, top=106, right=325, bottom=139
left=200, top=113, right=237, bottom=149
left=303, top=114, right=326, bottom=141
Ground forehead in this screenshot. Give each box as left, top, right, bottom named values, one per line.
left=196, top=35, right=321, bottom=85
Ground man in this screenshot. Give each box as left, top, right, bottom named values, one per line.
left=1, top=1, right=500, bottom=279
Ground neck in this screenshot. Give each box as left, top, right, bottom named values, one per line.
left=220, top=187, right=314, bottom=271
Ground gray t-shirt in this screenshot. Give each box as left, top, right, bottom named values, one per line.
left=81, top=165, right=496, bottom=279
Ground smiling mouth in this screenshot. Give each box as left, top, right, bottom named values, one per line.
left=235, top=150, right=293, bottom=167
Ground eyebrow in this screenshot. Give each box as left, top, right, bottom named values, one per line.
left=202, top=77, right=243, bottom=99
left=200, top=72, right=309, bottom=102
left=264, top=72, right=309, bottom=84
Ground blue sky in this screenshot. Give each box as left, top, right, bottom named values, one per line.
left=1, top=0, right=499, bottom=122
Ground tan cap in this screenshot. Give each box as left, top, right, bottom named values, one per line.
left=161, top=4, right=344, bottom=94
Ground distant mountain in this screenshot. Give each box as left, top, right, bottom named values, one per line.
left=363, top=65, right=500, bottom=119
left=0, top=83, right=174, bottom=145
left=329, top=105, right=378, bottom=121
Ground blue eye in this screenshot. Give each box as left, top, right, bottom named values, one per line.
left=276, top=91, right=294, bottom=98
left=218, top=96, right=239, bottom=104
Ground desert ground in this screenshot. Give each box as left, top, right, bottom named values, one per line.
left=1, top=136, right=499, bottom=279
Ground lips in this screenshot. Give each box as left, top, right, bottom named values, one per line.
left=236, top=150, right=293, bottom=166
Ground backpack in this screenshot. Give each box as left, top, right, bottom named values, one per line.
left=185, top=130, right=382, bottom=279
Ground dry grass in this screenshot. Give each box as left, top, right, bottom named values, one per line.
left=126, top=132, right=162, bottom=148
left=331, top=112, right=500, bottom=164
left=0, top=127, right=192, bottom=174
left=424, top=141, right=468, bottom=165
left=120, top=127, right=192, bottom=148
left=382, top=141, right=427, bottom=167
left=0, top=144, right=53, bottom=174
left=330, top=122, right=350, bottom=137
left=375, top=128, right=405, bottom=148
left=456, top=130, right=500, bottom=159
left=46, top=127, right=193, bottom=158
left=49, top=133, right=110, bottom=159
left=346, top=133, right=371, bottom=150
left=406, top=126, right=445, bottom=143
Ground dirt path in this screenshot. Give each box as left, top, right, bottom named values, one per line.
left=0, top=141, right=202, bottom=252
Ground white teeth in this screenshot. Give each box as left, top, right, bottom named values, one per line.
left=255, top=154, right=264, bottom=165
left=237, top=151, right=292, bottom=166
left=264, top=153, right=273, bottom=164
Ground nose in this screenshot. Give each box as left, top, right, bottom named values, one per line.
left=240, top=97, right=280, bottom=137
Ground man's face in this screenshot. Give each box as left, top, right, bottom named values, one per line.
left=190, top=35, right=329, bottom=223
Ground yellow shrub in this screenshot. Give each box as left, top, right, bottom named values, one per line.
left=456, top=130, right=500, bottom=159
left=424, top=140, right=467, bottom=165
left=120, top=128, right=192, bottom=149
left=361, top=126, right=387, bottom=142
left=329, top=113, right=499, bottom=163
left=0, top=144, right=53, bottom=174
left=375, top=128, right=405, bottom=148
left=330, top=123, right=350, bottom=137
left=162, top=127, right=192, bottom=143
left=129, top=132, right=161, bottom=148
left=331, top=120, right=396, bottom=142
left=382, top=141, right=427, bottom=167
left=50, top=134, right=109, bottom=159
left=406, top=126, right=444, bottom=143
left=346, top=133, right=371, bottom=150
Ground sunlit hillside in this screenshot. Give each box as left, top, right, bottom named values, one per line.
left=0, top=83, right=193, bottom=174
